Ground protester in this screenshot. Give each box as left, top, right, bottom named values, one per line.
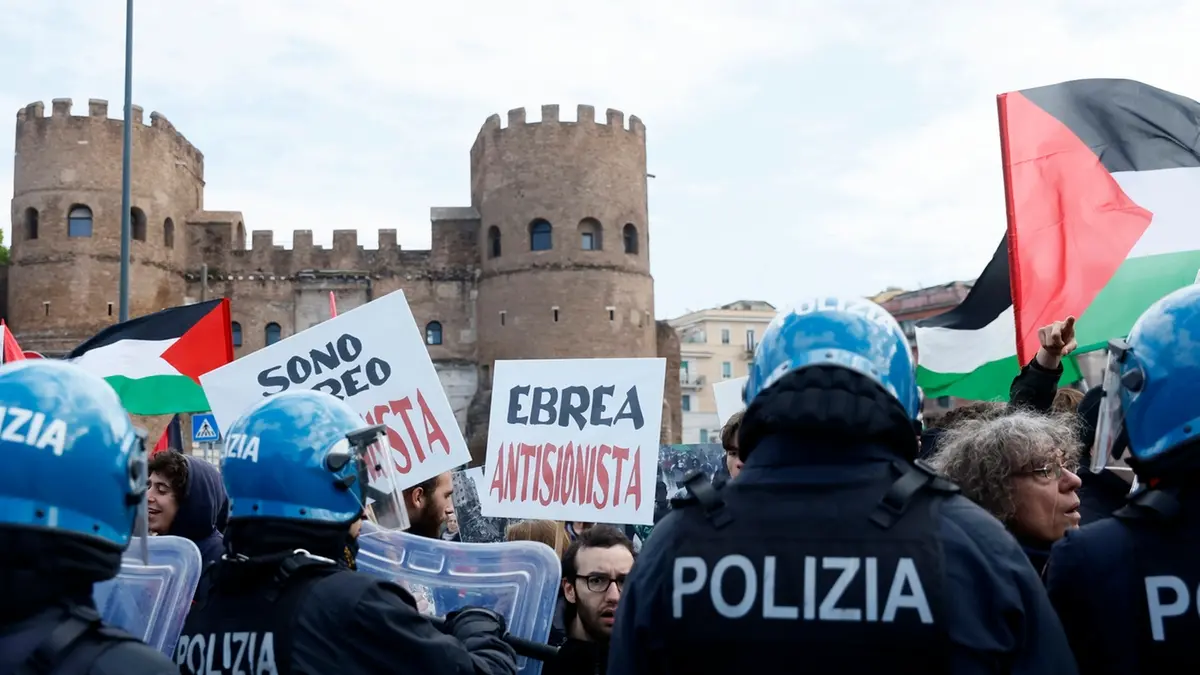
left=1009, top=316, right=1132, bottom=524
left=147, top=450, right=228, bottom=571
left=0, top=361, right=178, bottom=673
left=505, top=519, right=569, bottom=559
left=441, top=509, right=462, bottom=542
left=179, top=390, right=516, bottom=675
left=545, top=525, right=634, bottom=675
left=403, top=471, right=455, bottom=539
left=930, top=410, right=1084, bottom=573
left=719, top=409, right=744, bottom=481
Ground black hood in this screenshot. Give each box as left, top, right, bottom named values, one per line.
left=168, top=456, right=228, bottom=541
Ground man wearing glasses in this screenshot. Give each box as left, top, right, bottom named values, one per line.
left=545, top=525, right=635, bottom=675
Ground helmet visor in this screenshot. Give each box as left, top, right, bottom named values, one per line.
left=127, top=428, right=151, bottom=564
left=341, top=425, right=411, bottom=531
left=1091, top=346, right=1127, bottom=474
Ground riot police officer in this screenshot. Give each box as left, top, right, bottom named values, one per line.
left=177, top=390, right=517, bottom=674
left=1046, top=284, right=1200, bottom=673
left=608, top=297, right=1079, bottom=674
left=0, top=360, right=178, bottom=674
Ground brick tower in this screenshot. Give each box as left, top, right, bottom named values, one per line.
left=8, top=98, right=200, bottom=353
left=470, top=104, right=657, bottom=372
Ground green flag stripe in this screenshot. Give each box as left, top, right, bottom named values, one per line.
left=103, top=374, right=212, bottom=416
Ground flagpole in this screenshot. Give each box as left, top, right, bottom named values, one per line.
left=118, top=0, right=135, bottom=322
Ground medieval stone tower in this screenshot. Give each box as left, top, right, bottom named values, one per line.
left=5, top=99, right=682, bottom=453
left=9, top=98, right=200, bottom=353
left=470, top=104, right=657, bottom=370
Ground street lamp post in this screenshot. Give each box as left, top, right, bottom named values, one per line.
left=118, top=0, right=134, bottom=322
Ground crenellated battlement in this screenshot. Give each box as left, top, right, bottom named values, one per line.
left=243, top=228, right=406, bottom=254
left=473, top=104, right=644, bottom=151
left=15, top=98, right=204, bottom=176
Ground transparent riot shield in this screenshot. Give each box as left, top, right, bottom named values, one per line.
left=357, top=529, right=562, bottom=675
left=93, top=534, right=203, bottom=656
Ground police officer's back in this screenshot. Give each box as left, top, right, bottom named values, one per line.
left=1045, top=285, right=1200, bottom=674
left=177, top=390, right=517, bottom=675
left=608, top=297, right=1079, bottom=675
left=0, top=361, right=178, bottom=675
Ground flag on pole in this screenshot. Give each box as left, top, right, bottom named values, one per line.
left=152, top=414, right=183, bottom=455
left=917, top=79, right=1200, bottom=400
left=68, top=299, right=235, bottom=415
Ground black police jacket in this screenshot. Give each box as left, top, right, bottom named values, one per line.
left=177, top=553, right=516, bottom=674
left=1046, top=485, right=1199, bottom=674
left=0, top=603, right=178, bottom=675
left=608, top=437, right=1080, bottom=675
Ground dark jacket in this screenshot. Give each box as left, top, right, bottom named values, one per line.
left=1047, top=486, right=1200, bottom=674
left=609, top=437, right=1080, bottom=675
left=168, top=456, right=228, bottom=570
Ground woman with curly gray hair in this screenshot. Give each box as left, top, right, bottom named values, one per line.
left=929, top=409, right=1083, bottom=574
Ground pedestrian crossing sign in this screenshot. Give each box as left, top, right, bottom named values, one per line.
left=192, top=413, right=221, bottom=443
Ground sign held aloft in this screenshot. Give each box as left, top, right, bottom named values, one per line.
left=199, top=290, right=471, bottom=494
left=482, top=358, right=665, bottom=526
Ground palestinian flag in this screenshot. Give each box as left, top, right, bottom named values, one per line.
left=68, top=299, right=235, bottom=415
left=917, top=79, right=1200, bottom=400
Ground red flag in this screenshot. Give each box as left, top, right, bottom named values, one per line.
left=1, top=321, right=27, bottom=364
left=329, top=292, right=338, bottom=318
left=152, top=415, right=182, bottom=455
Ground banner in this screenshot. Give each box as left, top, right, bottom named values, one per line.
left=199, top=290, right=471, bottom=492
left=482, top=358, right=664, bottom=525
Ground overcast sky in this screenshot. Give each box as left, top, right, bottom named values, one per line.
left=2, top=1, right=1198, bottom=319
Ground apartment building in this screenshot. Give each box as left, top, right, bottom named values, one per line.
left=870, top=281, right=973, bottom=417
left=668, top=300, right=777, bottom=444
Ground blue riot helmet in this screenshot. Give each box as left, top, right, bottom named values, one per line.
left=0, top=360, right=148, bottom=557
left=221, top=390, right=408, bottom=530
left=743, top=296, right=921, bottom=420
left=1092, top=284, right=1200, bottom=474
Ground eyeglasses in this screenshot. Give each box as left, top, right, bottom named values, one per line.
left=575, top=573, right=627, bottom=594
left=1020, top=460, right=1079, bottom=480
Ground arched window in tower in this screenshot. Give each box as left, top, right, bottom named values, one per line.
left=623, top=223, right=639, bottom=254
left=23, top=208, right=39, bottom=241
left=578, top=218, right=602, bottom=251
left=231, top=321, right=243, bottom=348
left=68, top=205, right=93, bottom=238
left=163, top=218, right=175, bottom=248
left=131, top=207, right=147, bottom=242
left=265, top=322, right=282, bottom=346
left=487, top=226, right=501, bottom=258
left=529, top=219, right=553, bottom=251
left=425, top=321, right=444, bottom=346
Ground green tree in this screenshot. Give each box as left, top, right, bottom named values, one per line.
left=0, top=229, right=9, bottom=265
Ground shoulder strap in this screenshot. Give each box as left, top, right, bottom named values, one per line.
left=674, top=470, right=733, bottom=530
left=13, top=605, right=138, bottom=675
left=870, top=460, right=960, bottom=531
left=1114, top=487, right=1182, bottom=523
left=263, top=551, right=344, bottom=603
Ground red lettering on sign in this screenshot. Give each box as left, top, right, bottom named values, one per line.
left=488, top=442, right=644, bottom=513
left=360, top=389, right=449, bottom=475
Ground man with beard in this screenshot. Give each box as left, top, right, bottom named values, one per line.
left=403, top=471, right=454, bottom=538
left=545, top=525, right=635, bottom=675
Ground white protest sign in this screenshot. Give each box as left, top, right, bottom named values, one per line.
left=713, top=376, right=748, bottom=428
left=199, top=290, right=471, bottom=495
left=482, top=358, right=665, bottom=526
